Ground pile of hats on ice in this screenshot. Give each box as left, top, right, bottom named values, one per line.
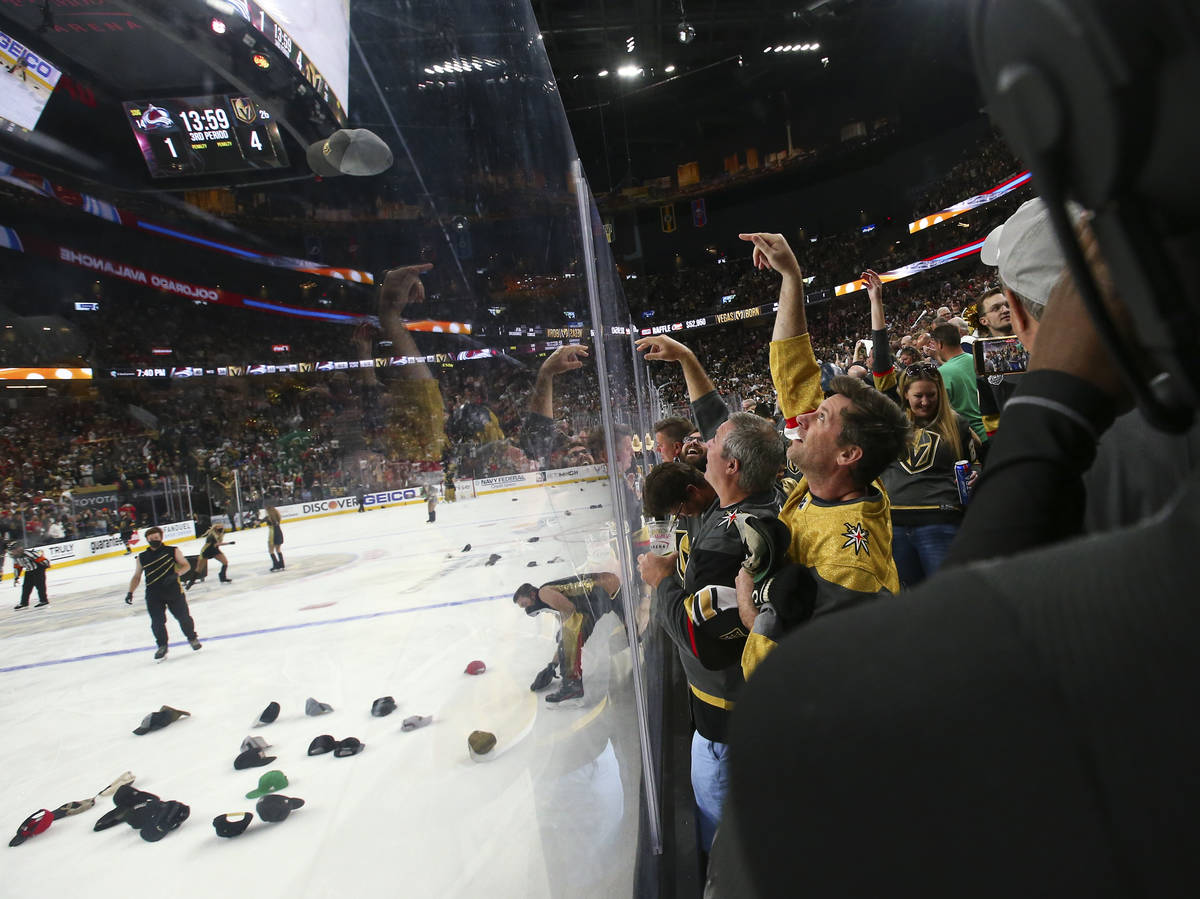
left=8, top=659, right=510, bottom=848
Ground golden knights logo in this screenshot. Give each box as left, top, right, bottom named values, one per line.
left=780, top=459, right=802, bottom=498
left=675, top=530, right=692, bottom=579
left=900, top=428, right=939, bottom=475
left=231, top=97, right=257, bottom=125
left=841, top=521, right=870, bottom=555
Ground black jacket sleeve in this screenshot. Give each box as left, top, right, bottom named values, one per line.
left=871, top=327, right=893, bottom=376
left=519, top=411, right=557, bottom=467
left=692, top=390, right=731, bottom=441
left=945, top=370, right=1116, bottom=567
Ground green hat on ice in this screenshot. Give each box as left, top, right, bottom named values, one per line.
left=245, top=770, right=288, bottom=800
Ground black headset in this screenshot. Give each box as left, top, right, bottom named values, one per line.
left=970, top=0, right=1200, bottom=431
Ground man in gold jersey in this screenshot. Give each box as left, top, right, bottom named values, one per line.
left=735, top=232, right=910, bottom=679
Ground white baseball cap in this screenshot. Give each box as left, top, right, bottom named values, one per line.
left=981, top=197, right=1084, bottom=310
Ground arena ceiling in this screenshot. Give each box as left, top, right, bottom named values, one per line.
left=0, top=1, right=982, bottom=202
left=523, top=0, right=982, bottom=188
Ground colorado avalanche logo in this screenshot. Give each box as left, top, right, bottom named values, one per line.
left=719, top=510, right=739, bottom=529
left=841, top=521, right=870, bottom=555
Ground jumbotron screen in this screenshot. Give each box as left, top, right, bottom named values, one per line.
left=252, top=0, right=350, bottom=118
left=0, top=29, right=62, bottom=134
left=123, top=94, right=288, bottom=178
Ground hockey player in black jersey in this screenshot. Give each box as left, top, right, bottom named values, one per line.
left=513, top=572, right=623, bottom=705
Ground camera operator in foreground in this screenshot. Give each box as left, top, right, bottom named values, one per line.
left=718, top=2, right=1200, bottom=895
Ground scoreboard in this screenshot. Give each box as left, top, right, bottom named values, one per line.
left=123, top=94, right=288, bottom=178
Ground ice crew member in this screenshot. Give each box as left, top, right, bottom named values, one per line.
left=126, top=526, right=202, bottom=660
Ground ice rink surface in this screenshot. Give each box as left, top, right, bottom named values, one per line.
left=1, top=481, right=643, bottom=898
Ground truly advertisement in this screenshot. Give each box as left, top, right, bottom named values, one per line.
left=42, top=541, right=77, bottom=563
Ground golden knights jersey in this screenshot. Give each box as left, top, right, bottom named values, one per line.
left=528, top=574, right=622, bottom=682
left=655, top=490, right=781, bottom=743
left=743, top=333, right=901, bottom=678
left=549, top=574, right=619, bottom=619
left=386, top=378, right=447, bottom=461
left=882, top=415, right=976, bottom=520
left=871, top=345, right=977, bottom=520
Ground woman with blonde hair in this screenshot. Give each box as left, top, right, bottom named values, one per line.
left=865, top=270, right=978, bottom=586
left=183, top=523, right=233, bottom=588
left=266, top=506, right=285, bottom=571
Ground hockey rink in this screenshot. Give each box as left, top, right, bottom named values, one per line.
left=0, top=481, right=643, bottom=897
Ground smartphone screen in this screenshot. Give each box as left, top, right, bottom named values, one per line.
left=974, top=335, right=1030, bottom=377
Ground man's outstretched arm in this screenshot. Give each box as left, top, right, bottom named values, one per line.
left=636, top=334, right=725, bottom=438
left=739, top=232, right=808, bottom=341
left=635, top=334, right=717, bottom=402
left=529, top=344, right=590, bottom=419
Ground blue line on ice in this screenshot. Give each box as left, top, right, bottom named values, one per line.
left=0, top=592, right=508, bottom=674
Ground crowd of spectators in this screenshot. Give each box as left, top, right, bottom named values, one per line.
left=911, top=132, right=1024, bottom=219
left=0, top=127, right=1023, bottom=545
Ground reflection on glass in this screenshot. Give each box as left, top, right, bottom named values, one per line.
left=1, top=1, right=653, bottom=895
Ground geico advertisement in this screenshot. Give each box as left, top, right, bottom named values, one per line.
left=361, top=488, right=420, bottom=507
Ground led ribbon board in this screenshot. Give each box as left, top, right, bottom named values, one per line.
left=908, top=171, right=1032, bottom=234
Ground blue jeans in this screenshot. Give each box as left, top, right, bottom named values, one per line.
left=892, top=522, right=960, bottom=588
left=691, top=731, right=731, bottom=853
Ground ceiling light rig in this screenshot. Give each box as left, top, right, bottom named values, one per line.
left=764, top=42, right=820, bottom=53
left=422, top=56, right=504, bottom=76
left=676, top=0, right=695, bottom=44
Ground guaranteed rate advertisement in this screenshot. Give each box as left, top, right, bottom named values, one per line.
left=123, top=94, right=288, bottom=177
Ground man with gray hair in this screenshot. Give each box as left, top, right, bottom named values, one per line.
left=637, top=410, right=783, bottom=855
